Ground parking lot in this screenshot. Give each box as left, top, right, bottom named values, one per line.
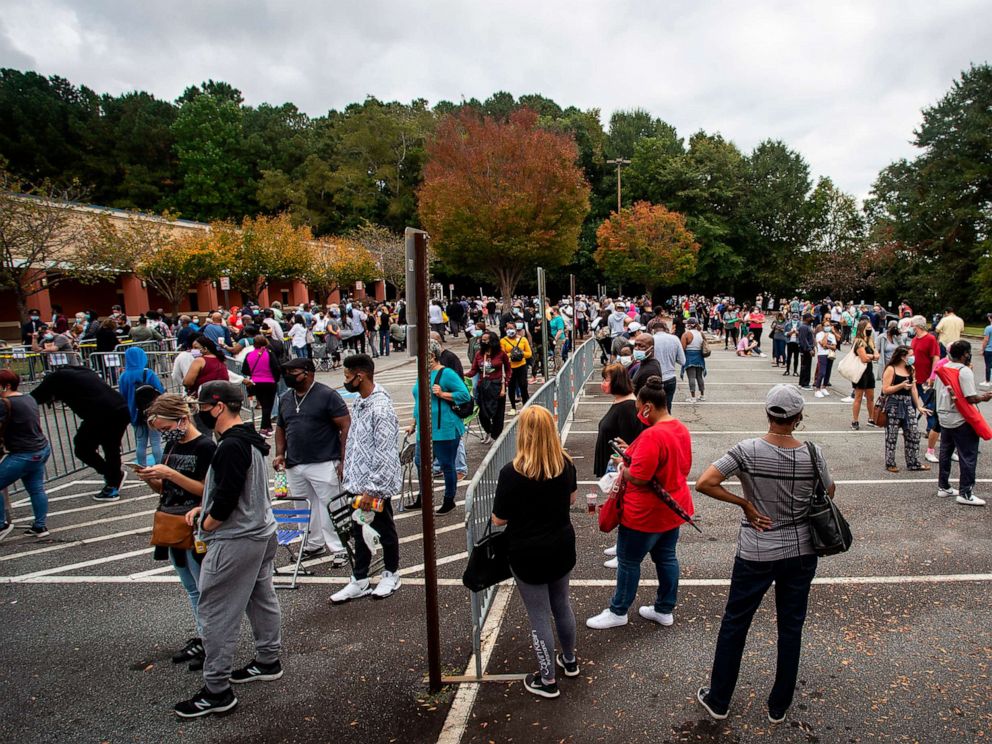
left=1, top=339, right=990, bottom=743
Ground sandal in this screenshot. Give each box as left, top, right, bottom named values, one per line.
left=886, top=466, right=899, bottom=473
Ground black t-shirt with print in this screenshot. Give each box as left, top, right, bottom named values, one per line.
left=492, top=460, right=577, bottom=585
left=160, top=434, right=216, bottom=511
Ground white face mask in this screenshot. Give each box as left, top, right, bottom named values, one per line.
left=619, top=356, right=633, bottom=367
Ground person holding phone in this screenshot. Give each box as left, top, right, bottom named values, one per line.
left=880, top=347, right=931, bottom=472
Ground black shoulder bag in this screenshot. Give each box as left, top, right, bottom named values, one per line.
left=462, top=520, right=511, bottom=591
left=805, top=442, right=853, bottom=556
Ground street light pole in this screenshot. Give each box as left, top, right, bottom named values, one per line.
left=606, top=157, right=630, bottom=214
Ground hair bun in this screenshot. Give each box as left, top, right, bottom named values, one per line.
left=644, top=375, right=664, bottom=389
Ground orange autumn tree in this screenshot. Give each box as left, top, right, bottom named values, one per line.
left=595, top=201, right=700, bottom=290
left=418, top=109, right=590, bottom=304
left=302, top=237, right=378, bottom=305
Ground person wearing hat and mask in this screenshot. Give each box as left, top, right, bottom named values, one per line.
left=695, top=384, right=835, bottom=725
left=174, top=381, right=281, bottom=718
left=651, top=319, right=686, bottom=414
left=273, top=358, right=351, bottom=564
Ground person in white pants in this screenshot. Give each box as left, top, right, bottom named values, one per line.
left=273, top=358, right=351, bottom=565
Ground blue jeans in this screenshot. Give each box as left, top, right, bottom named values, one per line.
left=609, top=524, right=680, bottom=615
left=984, top=350, right=992, bottom=383
left=416, top=438, right=458, bottom=506
left=170, top=549, right=203, bottom=636
left=293, top=346, right=307, bottom=358
left=133, top=422, right=162, bottom=466
left=379, top=330, right=390, bottom=356
left=0, top=445, right=51, bottom=528
left=707, top=554, right=817, bottom=715
left=434, top=437, right=467, bottom=476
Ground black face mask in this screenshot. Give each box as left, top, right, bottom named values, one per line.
left=283, top=373, right=304, bottom=389
left=343, top=374, right=361, bottom=393
left=199, top=405, right=219, bottom=431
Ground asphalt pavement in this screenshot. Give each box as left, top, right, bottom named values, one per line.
left=1, top=334, right=990, bottom=743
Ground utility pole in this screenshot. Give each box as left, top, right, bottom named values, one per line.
left=606, top=157, right=630, bottom=213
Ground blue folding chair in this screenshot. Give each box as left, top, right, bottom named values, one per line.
left=272, top=496, right=312, bottom=590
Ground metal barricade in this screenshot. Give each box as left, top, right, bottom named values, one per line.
left=89, top=351, right=126, bottom=386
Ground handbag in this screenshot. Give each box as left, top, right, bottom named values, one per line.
left=461, top=521, right=511, bottom=591
left=872, top=395, right=889, bottom=427
left=805, top=442, right=852, bottom=556
left=150, top=509, right=195, bottom=549
left=598, top=474, right=625, bottom=533
left=837, top=347, right=867, bottom=383
left=700, top=334, right=711, bottom=358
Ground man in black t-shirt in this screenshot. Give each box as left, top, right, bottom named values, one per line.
left=273, top=358, right=351, bottom=563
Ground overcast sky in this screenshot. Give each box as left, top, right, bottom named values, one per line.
left=1, top=1, right=989, bottom=199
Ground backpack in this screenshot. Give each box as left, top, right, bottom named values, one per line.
left=134, top=370, right=161, bottom=423
left=508, top=338, right=525, bottom=363
left=435, top=370, right=474, bottom=420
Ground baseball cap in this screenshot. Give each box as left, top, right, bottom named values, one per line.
left=765, top=384, right=805, bottom=417
left=628, top=322, right=642, bottom=333
left=197, top=381, right=244, bottom=406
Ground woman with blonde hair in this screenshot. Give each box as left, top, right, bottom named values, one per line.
left=850, top=319, right=880, bottom=430
left=492, top=405, right=578, bottom=699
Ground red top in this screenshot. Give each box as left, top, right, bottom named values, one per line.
left=468, top=350, right=512, bottom=386
left=911, top=333, right=940, bottom=384
left=195, top=355, right=229, bottom=389
left=622, top=419, right=693, bottom=533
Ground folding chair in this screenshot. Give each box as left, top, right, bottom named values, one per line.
left=328, top=492, right=385, bottom=578
left=272, top=496, right=312, bottom=590
left=461, top=376, right=486, bottom=443
left=395, top=433, right=418, bottom=513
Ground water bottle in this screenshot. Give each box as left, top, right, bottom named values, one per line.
left=273, top=470, right=288, bottom=498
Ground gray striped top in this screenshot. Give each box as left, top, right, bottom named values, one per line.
left=714, top=438, right=833, bottom=561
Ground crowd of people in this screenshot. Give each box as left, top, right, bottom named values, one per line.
left=0, top=289, right=988, bottom=721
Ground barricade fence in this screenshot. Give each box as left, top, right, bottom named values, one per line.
left=463, top=337, right=597, bottom=677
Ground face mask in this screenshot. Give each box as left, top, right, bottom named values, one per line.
left=43, top=333, right=54, bottom=341
left=506, top=329, right=516, bottom=338
left=823, top=326, right=831, bottom=333
left=472, top=329, right=483, bottom=337
left=633, top=350, right=647, bottom=361
left=515, top=322, right=524, bottom=330
left=619, top=356, right=632, bottom=367
left=283, top=373, right=304, bottom=389
left=190, top=349, right=202, bottom=358
left=162, top=425, right=187, bottom=446
left=906, top=355, right=915, bottom=366
left=637, top=407, right=652, bottom=426
left=907, top=328, right=917, bottom=337
left=865, top=330, right=872, bottom=337
left=30, top=315, right=40, bottom=322
left=600, top=380, right=611, bottom=394
left=343, top=374, right=361, bottom=393
left=198, top=406, right=219, bottom=431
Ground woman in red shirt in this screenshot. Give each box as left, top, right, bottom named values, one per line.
left=749, top=307, right=766, bottom=355
left=586, top=375, right=694, bottom=630
left=467, top=332, right=511, bottom=443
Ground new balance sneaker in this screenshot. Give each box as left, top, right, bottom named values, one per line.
left=172, top=637, right=204, bottom=665
left=523, top=672, right=560, bottom=699
left=230, top=658, right=283, bottom=684
left=92, top=486, right=120, bottom=502
left=638, top=606, right=674, bottom=626
left=371, top=570, right=401, bottom=599
left=555, top=653, right=579, bottom=678
left=174, top=686, right=238, bottom=718
left=586, top=608, right=628, bottom=629
left=603, top=557, right=618, bottom=569
left=0, top=522, right=13, bottom=541
left=23, top=525, right=50, bottom=538
left=696, top=687, right=728, bottom=720
left=956, top=492, right=986, bottom=506
left=330, top=577, right=372, bottom=604
left=937, top=487, right=959, bottom=498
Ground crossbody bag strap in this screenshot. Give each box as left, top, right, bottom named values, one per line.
left=805, top=441, right=825, bottom=497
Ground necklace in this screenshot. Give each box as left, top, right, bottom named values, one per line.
left=294, top=383, right=315, bottom=414
left=766, top=431, right=795, bottom=440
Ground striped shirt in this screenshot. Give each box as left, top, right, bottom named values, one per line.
left=713, top=439, right=833, bottom=561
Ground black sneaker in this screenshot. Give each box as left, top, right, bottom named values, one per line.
left=523, top=672, right=560, bottom=699
left=297, top=546, right=328, bottom=561
left=697, top=687, right=728, bottom=720
left=407, top=496, right=423, bottom=510
left=23, top=525, right=50, bottom=538
left=174, top=686, right=238, bottom=718
left=851, top=421, right=860, bottom=431
left=768, top=709, right=786, bottom=724
left=230, top=658, right=283, bottom=684
left=92, top=486, right=120, bottom=502
left=329, top=551, right=348, bottom=568
left=188, top=657, right=204, bottom=672
left=0, top=522, right=14, bottom=541
left=172, top=637, right=204, bottom=664
left=555, top=653, right=579, bottom=678
left=435, top=502, right=456, bottom=516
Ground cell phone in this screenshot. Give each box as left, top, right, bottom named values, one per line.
left=125, top=463, right=145, bottom=471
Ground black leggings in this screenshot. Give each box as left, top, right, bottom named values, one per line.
left=508, top=365, right=529, bottom=409
left=252, top=382, right=277, bottom=430
left=726, top=327, right=739, bottom=349
left=74, top=408, right=130, bottom=487
left=476, top=379, right=506, bottom=438
left=785, top=343, right=800, bottom=373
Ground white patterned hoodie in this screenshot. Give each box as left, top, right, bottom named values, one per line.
left=343, top=383, right=402, bottom=498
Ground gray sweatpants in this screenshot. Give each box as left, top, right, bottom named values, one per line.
left=199, top=533, right=282, bottom=693
left=513, top=571, right=576, bottom=683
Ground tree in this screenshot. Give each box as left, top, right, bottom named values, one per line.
left=418, top=109, right=590, bottom=304
left=594, top=201, right=699, bottom=290
left=349, top=221, right=406, bottom=295
left=802, top=178, right=870, bottom=297
left=209, top=213, right=311, bottom=303
left=302, top=237, right=378, bottom=305
left=0, top=167, right=127, bottom=322
left=136, top=231, right=221, bottom=317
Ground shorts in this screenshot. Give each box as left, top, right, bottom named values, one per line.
left=853, top=364, right=875, bottom=390
left=916, top=384, right=941, bottom=433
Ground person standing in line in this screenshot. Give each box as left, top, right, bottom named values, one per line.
left=880, top=347, right=930, bottom=473
left=909, top=316, right=942, bottom=463
left=680, top=318, right=707, bottom=403
left=500, top=321, right=532, bottom=417
left=174, top=382, right=282, bottom=718
left=428, top=299, right=446, bottom=342
left=849, top=320, right=880, bottom=431
left=273, top=358, right=351, bottom=565
left=468, top=332, right=510, bottom=444
left=695, top=385, right=832, bottom=725
left=980, top=314, right=992, bottom=389
left=935, top=307, right=964, bottom=346
left=118, top=346, right=166, bottom=466
left=31, top=365, right=130, bottom=502
left=241, top=335, right=281, bottom=438
left=650, top=319, right=685, bottom=414
left=492, top=405, right=579, bottom=699
left=798, top=314, right=816, bottom=390
left=331, top=354, right=404, bottom=603
left=0, top=370, right=51, bottom=539
left=586, top=376, right=693, bottom=630
left=783, top=313, right=801, bottom=377
left=935, top=340, right=992, bottom=506
left=813, top=320, right=837, bottom=398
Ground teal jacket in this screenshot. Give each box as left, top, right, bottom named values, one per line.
left=412, top=366, right=471, bottom=441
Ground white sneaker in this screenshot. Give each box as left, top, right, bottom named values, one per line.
left=840, top=396, right=855, bottom=403
left=956, top=493, right=986, bottom=506
left=686, top=396, right=697, bottom=403
left=586, top=608, right=628, bottom=629
left=603, top=545, right=617, bottom=556
left=603, top=557, right=618, bottom=569
left=925, top=451, right=939, bottom=463
left=697, top=396, right=705, bottom=402
left=814, top=390, right=825, bottom=398
left=371, top=570, right=401, bottom=599
left=937, top=487, right=959, bottom=498
left=981, top=382, right=992, bottom=388
left=330, top=577, right=371, bottom=604
left=951, top=451, right=959, bottom=462
left=638, top=606, right=674, bottom=626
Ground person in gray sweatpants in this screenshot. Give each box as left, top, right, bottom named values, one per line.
left=174, top=381, right=282, bottom=719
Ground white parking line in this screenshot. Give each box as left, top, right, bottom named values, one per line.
left=10, top=488, right=151, bottom=523
left=9, top=548, right=153, bottom=581
left=0, top=526, right=152, bottom=562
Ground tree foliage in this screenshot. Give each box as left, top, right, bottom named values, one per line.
left=302, top=237, right=378, bottom=304
left=349, top=221, right=407, bottom=294
left=419, top=109, right=590, bottom=303
left=595, top=201, right=699, bottom=290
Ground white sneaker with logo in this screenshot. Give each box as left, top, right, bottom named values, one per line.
left=956, top=493, right=986, bottom=506
left=330, top=577, right=371, bottom=604
left=638, top=606, right=674, bottom=626
left=937, top=487, right=959, bottom=498
left=372, top=571, right=401, bottom=599
left=586, top=608, right=628, bottom=629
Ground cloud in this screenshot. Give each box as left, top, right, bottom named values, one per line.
left=0, top=0, right=989, bottom=198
